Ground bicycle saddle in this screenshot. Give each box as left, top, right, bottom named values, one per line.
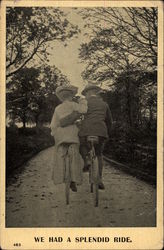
left=87, top=136, right=99, bottom=143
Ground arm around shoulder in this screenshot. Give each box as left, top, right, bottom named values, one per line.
left=59, top=99, right=88, bottom=127
left=60, top=111, right=81, bottom=127
left=75, top=98, right=88, bottom=114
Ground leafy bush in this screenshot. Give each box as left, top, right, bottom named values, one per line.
left=6, top=126, right=54, bottom=179
left=104, top=123, right=156, bottom=178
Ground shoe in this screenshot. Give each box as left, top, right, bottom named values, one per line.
left=83, top=156, right=91, bottom=172
left=83, top=165, right=89, bottom=172
left=99, top=182, right=105, bottom=190
left=70, top=182, right=77, bottom=192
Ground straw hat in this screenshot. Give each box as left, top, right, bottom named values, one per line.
left=56, top=85, right=78, bottom=101
left=81, top=83, right=101, bottom=96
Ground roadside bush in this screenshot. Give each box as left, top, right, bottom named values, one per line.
left=104, top=123, right=156, bottom=178
left=6, top=126, right=54, bottom=179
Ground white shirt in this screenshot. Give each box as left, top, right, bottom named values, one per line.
left=50, top=98, right=87, bottom=146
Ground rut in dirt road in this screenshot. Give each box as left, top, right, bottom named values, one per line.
left=6, top=146, right=156, bottom=227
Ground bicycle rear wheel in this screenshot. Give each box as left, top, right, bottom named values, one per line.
left=65, top=153, right=70, bottom=205
left=93, top=183, right=99, bottom=207
left=91, top=157, right=99, bottom=207
left=65, top=182, right=70, bottom=205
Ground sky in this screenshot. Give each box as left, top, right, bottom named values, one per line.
left=48, top=8, right=88, bottom=94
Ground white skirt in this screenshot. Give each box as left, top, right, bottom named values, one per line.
left=52, top=143, right=83, bottom=185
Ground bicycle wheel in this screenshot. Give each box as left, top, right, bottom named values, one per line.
left=65, top=182, right=70, bottom=205
left=65, top=153, right=70, bottom=205
left=93, top=183, right=99, bottom=207
left=92, top=156, right=99, bottom=207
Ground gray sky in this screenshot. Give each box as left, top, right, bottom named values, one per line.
left=48, top=8, right=88, bottom=94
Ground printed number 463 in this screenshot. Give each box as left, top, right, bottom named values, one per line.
left=13, top=243, right=21, bottom=247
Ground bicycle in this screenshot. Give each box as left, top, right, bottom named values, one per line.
left=65, top=149, right=71, bottom=205
left=64, top=144, right=78, bottom=205
left=87, top=135, right=100, bottom=207
left=64, top=137, right=100, bottom=206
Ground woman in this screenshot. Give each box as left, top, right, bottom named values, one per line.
left=50, top=85, right=87, bottom=191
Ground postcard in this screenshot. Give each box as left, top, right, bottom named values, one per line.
left=0, top=0, right=163, bottom=249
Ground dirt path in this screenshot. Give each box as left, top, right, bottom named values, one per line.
left=6, top=147, right=156, bottom=227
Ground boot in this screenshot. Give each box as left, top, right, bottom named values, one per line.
left=70, top=181, right=77, bottom=192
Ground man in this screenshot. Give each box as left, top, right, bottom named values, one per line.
left=60, top=83, right=113, bottom=190
left=78, top=84, right=113, bottom=189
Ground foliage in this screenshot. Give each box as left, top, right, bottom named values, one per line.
left=79, top=7, right=157, bottom=173
left=79, top=7, right=157, bottom=128
left=6, top=7, right=77, bottom=127
left=6, top=65, right=68, bottom=127
left=6, top=126, right=54, bottom=180
left=6, top=7, right=79, bottom=78
left=79, top=7, right=157, bottom=82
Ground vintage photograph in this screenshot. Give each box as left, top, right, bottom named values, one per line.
left=5, top=6, right=157, bottom=228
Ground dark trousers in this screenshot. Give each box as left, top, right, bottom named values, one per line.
left=79, top=136, right=105, bottom=178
